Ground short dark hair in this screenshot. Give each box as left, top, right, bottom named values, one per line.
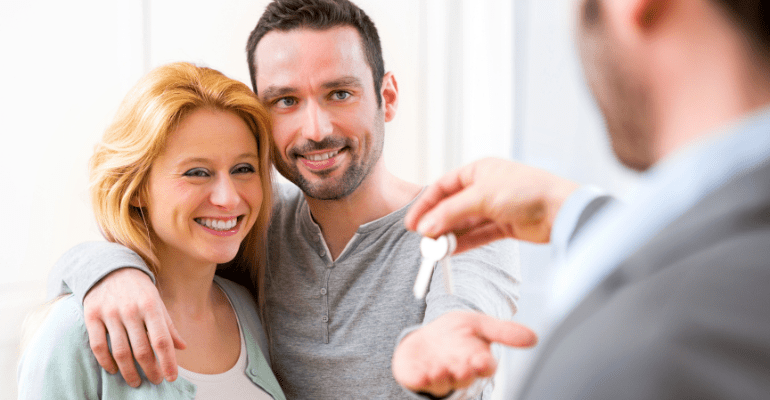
left=246, top=0, right=385, bottom=106
left=712, top=0, right=770, bottom=59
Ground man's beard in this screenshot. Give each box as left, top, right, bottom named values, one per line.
left=274, top=134, right=383, bottom=200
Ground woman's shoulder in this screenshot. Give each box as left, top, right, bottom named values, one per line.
left=213, top=276, right=270, bottom=360
left=22, top=295, right=89, bottom=355
left=213, top=277, right=262, bottom=332
left=17, top=296, right=100, bottom=399
left=214, top=276, right=257, bottom=309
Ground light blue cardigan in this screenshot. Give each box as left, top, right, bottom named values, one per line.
left=17, top=276, right=286, bottom=399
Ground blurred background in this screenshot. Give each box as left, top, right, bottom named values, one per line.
left=0, top=0, right=638, bottom=398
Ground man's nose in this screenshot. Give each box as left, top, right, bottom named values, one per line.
left=301, top=100, right=333, bottom=142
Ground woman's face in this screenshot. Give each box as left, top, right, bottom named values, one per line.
left=144, top=108, right=262, bottom=268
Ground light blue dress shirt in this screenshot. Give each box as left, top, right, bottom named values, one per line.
left=551, top=105, right=770, bottom=329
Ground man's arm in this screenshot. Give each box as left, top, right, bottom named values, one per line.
left=396, top=158, right=612, bottom=398
left=46, top=241, right=184, bottom=387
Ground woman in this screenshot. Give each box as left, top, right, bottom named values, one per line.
left=17, top=62, right=286, bottom=399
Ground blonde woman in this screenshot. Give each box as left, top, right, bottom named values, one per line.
left=17, top=62, right=286, bottom=399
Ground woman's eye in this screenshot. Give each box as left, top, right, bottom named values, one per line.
left=232, top=163, right=256, bottom=174
left=183, top=168, right=210, bottom=178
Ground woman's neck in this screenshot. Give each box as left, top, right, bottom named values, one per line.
left=154, top=253, right=242, bottom=374
left=154, top=252, right=220, bottom=317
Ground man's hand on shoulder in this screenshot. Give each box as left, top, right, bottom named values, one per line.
left=392, top=310, right=537, bottom=397
left=82, top=267, right=185, bottom=387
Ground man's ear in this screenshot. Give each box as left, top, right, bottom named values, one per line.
left=635, top=0, right=669, bottom=29
left=381, top=72, right=398, bottom=122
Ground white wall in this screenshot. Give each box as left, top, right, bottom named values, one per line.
left=1, top=1, right=637, bottom=398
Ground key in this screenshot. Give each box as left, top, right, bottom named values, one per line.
left=413, top=233, right=457, bottom=299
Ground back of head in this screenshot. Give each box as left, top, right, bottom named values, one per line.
left=246, top=0, right=385, bottom=104
left=712, top=0, right=770, bottom=62
left=89, top=62, right=273, bottom=299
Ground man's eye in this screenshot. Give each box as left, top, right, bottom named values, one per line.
left=275, top=97, right=297, bottom=108
left=232, top=163, right=256, bottom=174
left=332, top=91, right=350, bottom=100
left=183, top=168, right=210, bottom=178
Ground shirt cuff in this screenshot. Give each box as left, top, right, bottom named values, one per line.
left=550, top=185, right=611, bottom=252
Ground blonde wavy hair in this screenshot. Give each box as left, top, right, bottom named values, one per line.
left=89, top=62, right=273, bottom=313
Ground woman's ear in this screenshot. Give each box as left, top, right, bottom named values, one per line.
left=130, top=194, right=143, bottom=208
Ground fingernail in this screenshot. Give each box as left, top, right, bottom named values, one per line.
left=129, top=380, right=141, bottom=388
left=417, top=219, right=435, bottom=236
left=167, top=373, right=178, bottom=382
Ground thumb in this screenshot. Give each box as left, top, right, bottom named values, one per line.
left=473, top=314, right=538, bottom=348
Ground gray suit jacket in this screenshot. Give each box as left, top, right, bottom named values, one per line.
left=516, top=159, right=770, bottom=399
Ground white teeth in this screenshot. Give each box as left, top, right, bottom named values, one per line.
left=196, top=218, right=237, bottom=231
left=305, top=150, right=340, bottom=161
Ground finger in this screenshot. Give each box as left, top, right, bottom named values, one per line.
left=144, top=307, right=181, bottom=382
left=473, top=315, right=538, bottom=348
left=468, top=351, right=498, bottom=378
left=454, top=221, right=508, bottom=254
left=125, top=317, right=163, bottom=385
left=405, top=168, right=469, bottom=231
left=416, top=187, right=487, bottom=238
left=169, top=317, right=187, bottom=351
left=83, top=315, right=118, bottom=375
left=446, top=360, right=477, bottom=390
left=424, top=367, right=455, bottom=398
left=103, top=319, right=142, bottom=387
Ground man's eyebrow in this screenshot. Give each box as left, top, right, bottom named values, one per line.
left=322, top=76, right=364, bottom=89
left=260, top=86, right=296, bottom=100
left=260, top=77, right=364, bottom=100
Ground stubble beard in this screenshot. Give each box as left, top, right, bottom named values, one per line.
left=273, top=115, right=385, bottom=200
left=579, top=0, right=654, bottom=171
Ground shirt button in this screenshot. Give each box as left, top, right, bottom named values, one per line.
left=320, top=288, right=327, bottom=295
left=322, top=316, right=329, bottom=322
left=319, top=249, right=326, bottom=257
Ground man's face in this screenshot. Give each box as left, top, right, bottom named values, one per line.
left=254, top=26, right=386, bottom=200
left=576, top=0, right=655, bottom=171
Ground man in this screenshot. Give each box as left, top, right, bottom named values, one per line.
left=397, top=0, right=770, bottom=398
left=48, top=0, right=529, bottom=398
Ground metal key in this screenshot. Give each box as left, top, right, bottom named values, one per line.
left=413, top=233, right=457, bottom=299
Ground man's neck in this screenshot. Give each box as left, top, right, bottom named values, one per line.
left=305, top=166, right=421, bottom=260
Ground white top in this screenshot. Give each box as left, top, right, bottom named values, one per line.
left=177, top=291, right=273, bottom=400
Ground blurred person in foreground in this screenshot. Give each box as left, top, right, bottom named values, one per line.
left=18, top=62, right=285, bottom=399
left=396, top=0, right=770, bottom=398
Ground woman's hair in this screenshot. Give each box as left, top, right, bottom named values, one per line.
left=89, top=62, right=273, bottom=313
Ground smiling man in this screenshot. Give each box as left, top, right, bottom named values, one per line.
left=48, top=0, right=527, bottom=399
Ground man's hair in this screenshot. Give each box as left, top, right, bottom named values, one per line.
left=713, top=0, right=770, bottom=59
left=246, top=0, right=385, bottom=106
left=90, top=62, right=274, bottom=315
